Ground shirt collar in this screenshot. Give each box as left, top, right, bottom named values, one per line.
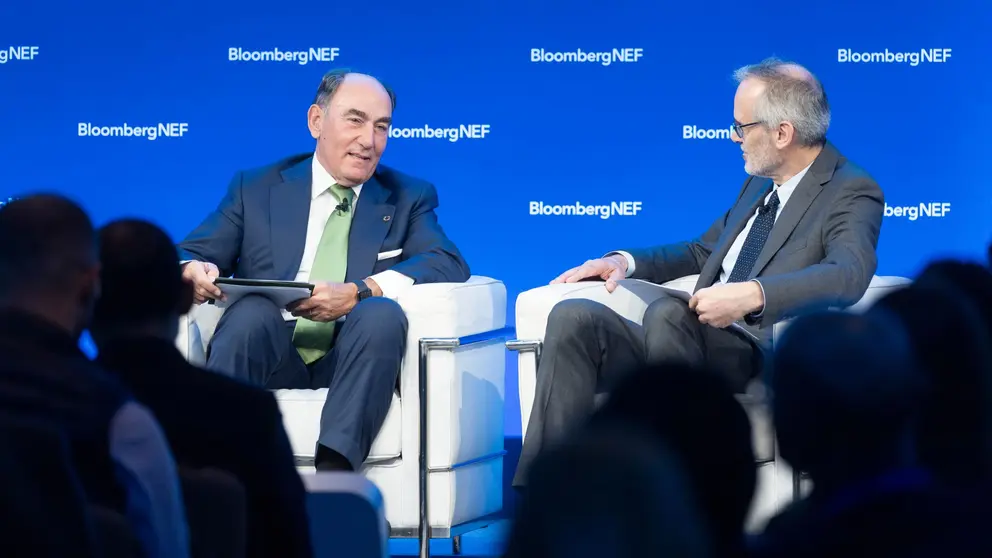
left=312, top=153, right=363, bottom=200
left=774, top=160, right=813, bottom=193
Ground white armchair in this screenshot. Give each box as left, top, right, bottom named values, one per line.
left=507, top=274, right=911, bottom=527
left=176, top=276, right=509, bottom=557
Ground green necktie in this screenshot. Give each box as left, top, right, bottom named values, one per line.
left=293, top=184, right=355, bottom=364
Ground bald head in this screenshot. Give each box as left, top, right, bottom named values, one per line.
left=0, top=194, right=100, bottom=334
left=307, top=69, right=396, bottom=187
left=732, top=57, right=830, bottom=148
left=0, top=194, right=96, bottom=293
left=777, top=62, right=816, bottom=83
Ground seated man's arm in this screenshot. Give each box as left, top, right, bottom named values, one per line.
left=370, top=181, right=470, bottom=298
left=750, top=177, right=883, bottom=326
left=177, top=173, right=246, bottom=276
left=613, top=177, right=755, bottom=283
left=110, top=402, right=190, bottom=558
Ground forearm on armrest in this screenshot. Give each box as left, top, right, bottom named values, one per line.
left=611, top=194, right=737, bottom=284
left=753, top=259, right=875, bottom=325
left=751, top=181, right=882, bottom=325
left=621, top=242, right=711, bottom=283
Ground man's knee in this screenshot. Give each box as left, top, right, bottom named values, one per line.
left=546, top=299, right=613, bottom=339
left=642, top=295, right=692, bottom=336
left=347, top=297, right=407, bottom=344
left=216, top=295, right=283, bottom=332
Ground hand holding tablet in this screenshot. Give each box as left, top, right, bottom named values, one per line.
left=211, top=278, right=315, bottom=309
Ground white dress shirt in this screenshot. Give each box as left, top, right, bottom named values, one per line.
left=614, top=162, right=813, bottom=307
left=287, top=156, right=413, bottom=320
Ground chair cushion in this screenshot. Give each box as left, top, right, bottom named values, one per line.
left=273, top=389, right=402, bottom=462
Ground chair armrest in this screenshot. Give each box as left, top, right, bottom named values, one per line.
left=514, top=274, right=701, bottom=342
left=177, top=277, right=506, bottom=369
left=301, top=472, right=388, bottom=558
left=772, top=275, right=912, bottom=342
left=512, top=274, right=700, bottom=440
left=394, top=277, right=508, bottom=470
left=395, top=276, right=506, bottom=339
left=176, top=303, right=226, bottom=368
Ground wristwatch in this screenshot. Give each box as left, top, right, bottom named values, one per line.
left=353, top=280, right=372, bottom=303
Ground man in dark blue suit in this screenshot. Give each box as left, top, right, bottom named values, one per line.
left=178, top=69, right=470, bottom=471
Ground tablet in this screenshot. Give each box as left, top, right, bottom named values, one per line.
left=214, top=277, right=315, bottom=292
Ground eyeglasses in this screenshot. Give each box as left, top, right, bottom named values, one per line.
left=732, top=121, right=762, bottom=138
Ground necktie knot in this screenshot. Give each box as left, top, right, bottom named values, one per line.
left=765, top=189, right=780, bottom=213
left=331, top=184, right=354, bottom=206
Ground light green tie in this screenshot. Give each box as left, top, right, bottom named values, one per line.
left=293, top=184, right=354, bottom=364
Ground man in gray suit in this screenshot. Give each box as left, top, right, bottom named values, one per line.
left=514, top=58, right=884, bottom=486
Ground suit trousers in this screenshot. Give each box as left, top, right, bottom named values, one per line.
left=207, top=295, right=408, bottom=469
left=513, top=294, right=757, bottom=487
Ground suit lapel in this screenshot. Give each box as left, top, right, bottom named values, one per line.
left=271, top=158, right=312, bottom=280
left=696, top=179, right=772, bottom=290
left=747, top=144, right=840, bottom=279
left=346, top=174, right=394, bottom=282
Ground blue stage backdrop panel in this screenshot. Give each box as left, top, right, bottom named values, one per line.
left=2, top=0, right=990, bottom=436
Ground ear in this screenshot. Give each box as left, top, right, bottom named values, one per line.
left=307, top=105, right=324, bottom=139
left=176, top=279, right=194, bottom=316
left=776, top=121, right=795, bottom=148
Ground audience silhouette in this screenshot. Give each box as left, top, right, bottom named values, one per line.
left=0, top=195, right=189, bottom=558
left=91, top=218, right=312, bottom=558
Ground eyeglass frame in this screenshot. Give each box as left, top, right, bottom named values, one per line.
left=732, top=121, right=763, bottom=138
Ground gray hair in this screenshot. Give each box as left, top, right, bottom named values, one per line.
left=312, top=68, right=397, bottom=111
left=733, top=57, right=830, bottom=147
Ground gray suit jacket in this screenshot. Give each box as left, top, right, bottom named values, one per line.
left=622, top=142, right=884, bottom=346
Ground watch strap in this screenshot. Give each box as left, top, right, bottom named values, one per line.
left=353, top=280, right=372, bottom=301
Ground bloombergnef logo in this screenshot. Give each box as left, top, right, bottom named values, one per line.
left=683, top=125, right=733, bottom=140
left=388, top=125, right=490, bottom=142
left=228, top=47, right=340, bottom=65
left=530, top=48, right=643, bottom=66
left=0, top=46, right=39, bottom=64
left=78, top=122, right=189, bottom=140
left=884, top=202, right=951, bottom=221
left=530, top=201, right=643, bottom=219
left=838, top=48, right=951, bottom=66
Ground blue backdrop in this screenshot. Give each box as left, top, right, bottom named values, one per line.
left=3, top=0, right=990, bottom=437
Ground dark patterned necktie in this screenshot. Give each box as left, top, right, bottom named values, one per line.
left=727, top=189, right=780, bottom=283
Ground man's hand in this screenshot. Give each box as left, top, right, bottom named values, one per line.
left=551, top=255, right=629, bottom=293
left=689, top=281, right=764, bottom=329
left=181, top=261, right=223, bottom=304
left=287, top=282, right=359, bottom=322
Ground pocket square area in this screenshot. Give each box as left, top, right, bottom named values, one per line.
left=377, top=249, right=403, bottom=261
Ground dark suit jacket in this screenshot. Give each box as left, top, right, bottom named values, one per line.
left=623, top=142, right=883, bottom=344
left=179, top=153, right=470, bottom=285
left=0, top=310, right=130, bottom=514
left=0, top=413, right=101, bottom=558
left=96, top=337, right=312, bottom=558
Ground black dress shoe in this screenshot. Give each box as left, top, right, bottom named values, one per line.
left=315, top=444, right=353, bottom=471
